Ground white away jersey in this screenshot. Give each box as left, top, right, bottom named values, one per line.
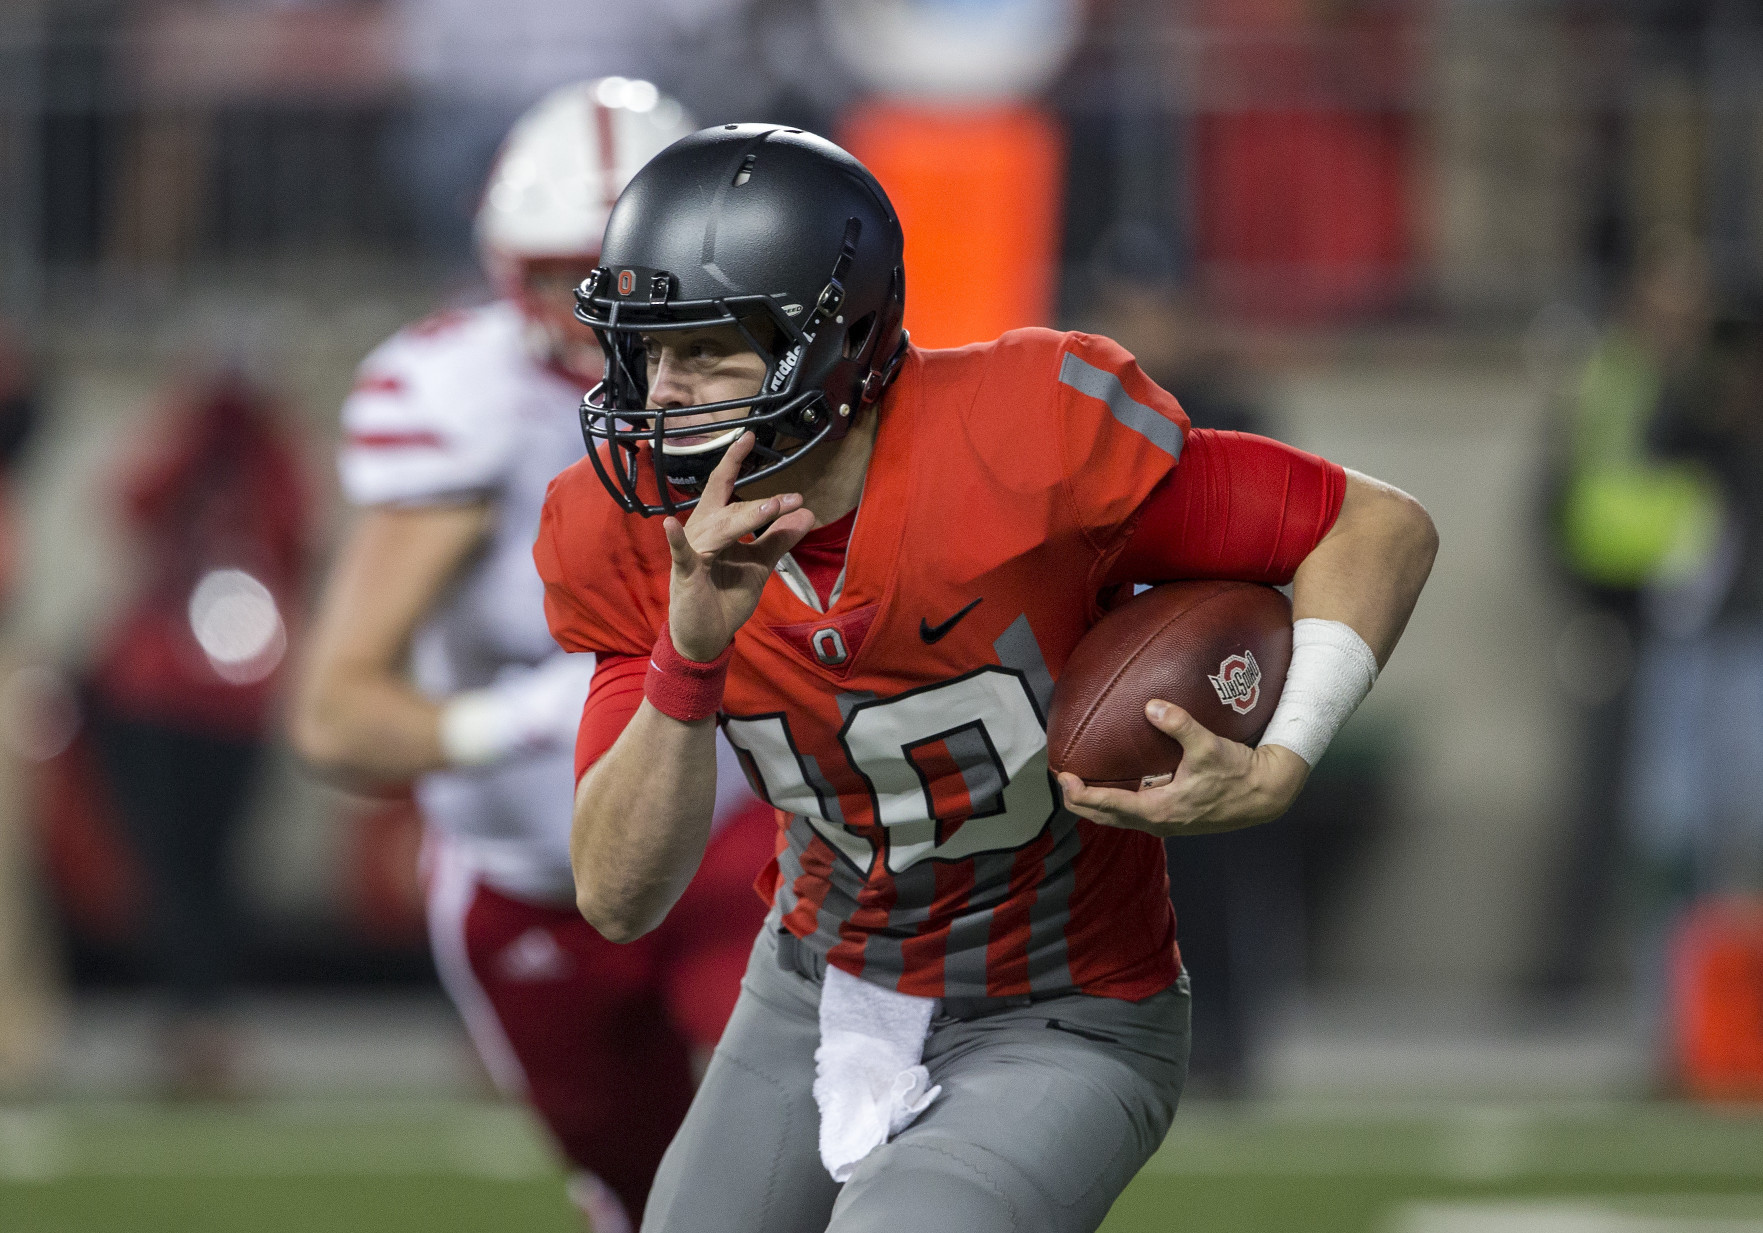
left=341, top=300, right=762, bottom=899
left=341, top=301, right=589, bottom=898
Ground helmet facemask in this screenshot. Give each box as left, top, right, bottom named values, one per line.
left=576, top=218, right=906, bottom=516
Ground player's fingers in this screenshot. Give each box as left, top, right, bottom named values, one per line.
left=696, top=491, right=804, bottom=554
left=1146, top=701, right=1220, bottom=758
left=747, top=507, right=816, bottom=569
left=696, top=431, right=755, bottom=511
left=1055, top=773, right=1141, bottom=827
left=662, top=516, right=696, bottom=569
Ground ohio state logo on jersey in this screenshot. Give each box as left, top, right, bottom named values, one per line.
left=1208, top=650, right=1262, bottom=715
left=769, top=604, right=879, bottom=679
left=810, top=626, right=847, bottom=665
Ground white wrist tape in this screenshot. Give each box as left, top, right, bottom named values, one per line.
left=439, top=690, right=518, bottom=768
left=1257, top=618, right=1379, bottom=767
left=439, top=653, right=597, bottom=769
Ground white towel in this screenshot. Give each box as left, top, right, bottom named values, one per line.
left=812, top=964, right=942, bottom=1182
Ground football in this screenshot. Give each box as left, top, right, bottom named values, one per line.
left=1046, top=580, right=1294, bottom=791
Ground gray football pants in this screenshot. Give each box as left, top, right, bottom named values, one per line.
left=641, top=924, right=1190, bottom=1233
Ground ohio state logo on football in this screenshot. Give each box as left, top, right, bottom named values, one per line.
left=1208, top=650, right=1262, bottom=715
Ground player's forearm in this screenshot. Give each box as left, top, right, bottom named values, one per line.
left=291, top=666, right=447, bottom=784
left=570, top=699, right=719, bottom=942
left=1290, top=470, right=1437, bottom=665
left=294, top=502, right=495, bottom=784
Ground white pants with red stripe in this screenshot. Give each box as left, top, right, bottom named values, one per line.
left=425, top=801, right=775, bottom=1229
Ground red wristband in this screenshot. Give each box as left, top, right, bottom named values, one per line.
left=644, top=623, right=732, bottom=723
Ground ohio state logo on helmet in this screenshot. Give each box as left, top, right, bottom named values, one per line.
left=1208, top=650, right=1262, bottom=715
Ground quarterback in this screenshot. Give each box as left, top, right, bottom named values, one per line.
left=536, top=126, right=1436, bottom=1232
left=292, top=84, right=773, bottom=1232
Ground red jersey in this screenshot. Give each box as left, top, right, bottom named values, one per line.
left=93, top=377, right=308, bottom=737
left=537, top=328, right=1342, bottom=1002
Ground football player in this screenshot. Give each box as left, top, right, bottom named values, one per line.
left=291, top=83, right=774, bottom=1233
left=536, top=126, right=1437, bottom=1232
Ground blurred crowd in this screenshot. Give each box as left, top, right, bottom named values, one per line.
left=0, top=0, right=1762, bottom=1113
left=1542, top=227, right=1763, bottom=1088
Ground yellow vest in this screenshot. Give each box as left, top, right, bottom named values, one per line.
left=1560, top=333, right=1723, bottom=588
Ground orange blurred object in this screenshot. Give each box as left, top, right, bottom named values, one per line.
left=842, top=103, right=1064, bottom=350
left=1669, top=897, right=1763, bottom=1100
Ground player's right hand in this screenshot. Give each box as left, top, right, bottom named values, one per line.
left=662, top=432, right=815, bottom=662
left=1055, top=700, right=1309, bottom=837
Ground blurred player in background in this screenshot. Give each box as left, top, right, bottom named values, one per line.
left=88, top=367, right=309, bottom=1097
left=292, top=80, right=773, bottom=1232
left=1541, top=231, right=1725, bottom=1002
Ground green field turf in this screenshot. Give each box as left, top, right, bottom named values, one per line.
left=2, top=1098, right=1761, bottom=1232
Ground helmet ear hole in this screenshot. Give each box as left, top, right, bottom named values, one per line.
left=844, top=311, right=877, bottom=360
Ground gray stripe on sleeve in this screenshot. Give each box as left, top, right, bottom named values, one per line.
left=1058, top=351, right=1185, bottom=459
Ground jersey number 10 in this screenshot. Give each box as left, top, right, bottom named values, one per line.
left=723, top=667, right=1060, bottom=874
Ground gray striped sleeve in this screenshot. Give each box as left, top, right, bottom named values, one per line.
left=1057, top=351, right=1184, bottom=459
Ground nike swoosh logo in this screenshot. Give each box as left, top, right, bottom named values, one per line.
left=919, top=597, right=983, bottom=644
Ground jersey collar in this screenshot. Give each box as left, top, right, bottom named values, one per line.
left=758, top=348, right=921, bottom=631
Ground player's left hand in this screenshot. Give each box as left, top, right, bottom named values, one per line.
left=1054, top=699, right=1310, bottom=838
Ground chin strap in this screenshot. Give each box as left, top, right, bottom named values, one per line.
left=861, top=330, right=910, bottom=405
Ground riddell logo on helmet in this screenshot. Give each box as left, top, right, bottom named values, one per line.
left=1208, top=650, right=1262, bottom=714
left=769, top=344, right=803, bottom=393
left=617, top=269, right=635, bottom=295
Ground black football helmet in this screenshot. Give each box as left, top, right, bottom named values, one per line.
left=575, top=124, right=908, bottom=515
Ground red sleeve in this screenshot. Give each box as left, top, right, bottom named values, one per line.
left=574, top=653, right=647, bottom=782
left=1104, top=429, right=1346, bottom=586
left=1052, top=331, right=1190, bottom=555
left=535, top=462, right=666, bottom=658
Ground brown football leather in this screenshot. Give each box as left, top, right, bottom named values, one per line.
left=1046, top=580, right=1293, bottom=791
